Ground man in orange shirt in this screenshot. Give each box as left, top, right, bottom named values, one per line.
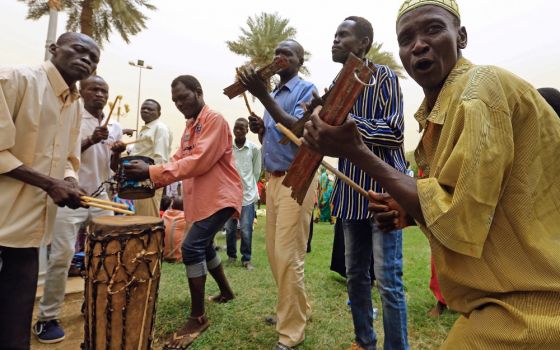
left=124, top=75, right=243, bottom=349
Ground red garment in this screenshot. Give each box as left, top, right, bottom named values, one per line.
left=429, top=256, right=447, bottom=305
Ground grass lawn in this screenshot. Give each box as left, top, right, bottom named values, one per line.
left=155, top=215, right=458, bottom=349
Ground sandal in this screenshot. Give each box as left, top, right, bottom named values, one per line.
left=207, top=294, right=234, bottom=303
left=162, top=315, right=209, bottom=350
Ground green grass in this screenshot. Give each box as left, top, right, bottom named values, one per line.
left=154, top=216, right=458, bottom=349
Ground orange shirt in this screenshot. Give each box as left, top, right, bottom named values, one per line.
left=149, top=105, right=242, bottom=222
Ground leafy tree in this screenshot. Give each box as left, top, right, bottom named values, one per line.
left=227, top=12, right=310, bottom=90
left=366, top=42, right=405, bottom=79
left=18, top=0, right=156, bottom=47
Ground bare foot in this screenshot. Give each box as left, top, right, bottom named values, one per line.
left=164, top=315, right=209, bottom=349
left=207, top=293, right=235, bottom=303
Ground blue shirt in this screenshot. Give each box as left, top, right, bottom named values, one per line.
left=332, top=62, right=406, bottom=220
left=262, top=75, right=316, bottom=172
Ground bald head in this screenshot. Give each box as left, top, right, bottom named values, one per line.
left=49, top=32, right=100, bottom=86
left=280, top=39, right=305, bottom=62
left=80, top=75, right=107, bottom=90
left=80, top=75, right=109, bottom=115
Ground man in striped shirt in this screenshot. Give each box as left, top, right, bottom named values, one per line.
left=330, top=16, right=408, bottom=350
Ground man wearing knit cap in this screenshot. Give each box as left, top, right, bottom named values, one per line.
left=302, top=0, right=560, bottom=348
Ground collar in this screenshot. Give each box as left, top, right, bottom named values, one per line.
left=190, top=104, right=209, bottom=127
left=233, top=139, right=249, bottom=150
left=273, top=75, right=301, bottom=94
left=414, top=57, right=473, bottom=131
left=42, top=61, right=80, bottom=104
left=82, top=107, right=105, bottom=122
left=143, top=118, right=161, bottom=129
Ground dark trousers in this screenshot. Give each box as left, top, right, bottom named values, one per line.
left=0, top=246, right=39, bottom=350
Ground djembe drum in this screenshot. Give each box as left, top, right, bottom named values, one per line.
left=117, top=156, right=156, bottom=200
left=83, top=216, right=164, bottom=350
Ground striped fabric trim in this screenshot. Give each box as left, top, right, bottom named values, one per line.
left=332, top=62, right=406, bottom=220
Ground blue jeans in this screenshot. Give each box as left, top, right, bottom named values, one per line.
left=182, top=207, right=235, bottom=278
left=342, top=219, right=408, bottom=350
left=225, top=203, right=255, bottom=262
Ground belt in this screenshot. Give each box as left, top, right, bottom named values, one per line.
left=269, top=170, right=287, bottom=177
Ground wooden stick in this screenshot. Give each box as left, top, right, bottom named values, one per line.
left=276, top=123, right=369, bottom=199
left=235, top=68, right=254, bottom=115
left=80, top=201, right=135, bottom=215
left=102, top=95, right=122, bottom=128
left=123, top=139, right=141, bottom=146
left=81, top=196, right=129, bottom=209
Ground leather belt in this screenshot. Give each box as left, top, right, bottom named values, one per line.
left=269, top=170, right=287, bottom=177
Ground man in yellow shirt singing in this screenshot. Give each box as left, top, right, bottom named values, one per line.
left=302, top=0, right=560, bottom=348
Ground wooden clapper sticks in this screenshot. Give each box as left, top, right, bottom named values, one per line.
left=81, top=196, right=135, bottom=215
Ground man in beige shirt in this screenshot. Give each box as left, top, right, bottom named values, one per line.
left=128, top=98, right=172, bottom=216
left=0, top=32, right=100, bottom=349
left=33, top=75, right=124, bottom=344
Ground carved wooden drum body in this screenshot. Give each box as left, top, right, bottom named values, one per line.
left=83, top=216, right=164, bottom=350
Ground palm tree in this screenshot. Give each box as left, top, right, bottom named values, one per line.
left=18, top=0, right=156, bottom=48
left=366, top=42, right=405, bottom=79
left=227, top=12, right=310, bottom=90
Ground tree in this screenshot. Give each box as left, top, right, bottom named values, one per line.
left=18, top=0, right=156, bottom=48
left=366, top=42, right=405, bottom=79
left=227, top=12, right=310, bottom=90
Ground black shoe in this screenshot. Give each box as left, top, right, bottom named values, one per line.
left=274, top=342, right=295, bottom=350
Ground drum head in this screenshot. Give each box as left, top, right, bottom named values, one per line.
left=91, top=215, right=163, bottom=227
left=120, top=155, right=155, bottom=165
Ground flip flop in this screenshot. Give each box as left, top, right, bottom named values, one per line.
left=162, top=315, right=209, bottom=350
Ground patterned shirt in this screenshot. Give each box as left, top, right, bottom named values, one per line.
left=262, top=75, right=316, bottom=172
left=332, top=62, right=406, bottom=220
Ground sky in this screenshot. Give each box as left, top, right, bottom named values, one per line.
left=2, top=0, right=560, bottom=152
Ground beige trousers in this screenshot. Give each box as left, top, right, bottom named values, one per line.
left=265, top=174, right=317, bottom=347
left=134, top=188, right=163, bottom=217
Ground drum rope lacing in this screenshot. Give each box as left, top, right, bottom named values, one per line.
left=83, top=226, right=163, bottom=350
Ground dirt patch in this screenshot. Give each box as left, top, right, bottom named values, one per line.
left=31, top=293, right=84, bottom=349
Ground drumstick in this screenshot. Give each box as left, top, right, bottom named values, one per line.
left=81, top=196, right=129, bottom=209
left=235, top=67, right=254, bottom=115
left=80, top=201, right=135, bottom=215
left=276, top=123, right=369, bottom=199
left=102, top=95, right=123, bottom=128
left=123, top=139, right=142, bottom=146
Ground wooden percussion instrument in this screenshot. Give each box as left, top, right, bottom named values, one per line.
left=282, top=53, right=376, bottom=204
left=223, top=57, right=289, bottom=99
left=83, top=216, right=164, bottom=350
left=117, top=156, right=156, bottom=200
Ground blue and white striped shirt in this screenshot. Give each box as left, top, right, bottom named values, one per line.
left=331, top=62, right=406, bottom=220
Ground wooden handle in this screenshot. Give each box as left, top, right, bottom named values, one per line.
left=235, top=67, right=255, bottom=115
left=102, top=95, right=122, bottom=128
left=81, top=196, right=129, bottom=209
left=275, top=123, right=369, bottom=199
